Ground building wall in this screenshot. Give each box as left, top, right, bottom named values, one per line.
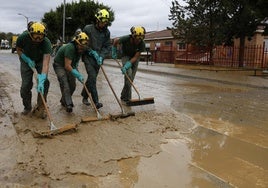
left=231, top=28, right=266, bottom=67
left=145, top=38, right=186, bottom=63
left=143, top=28, right=267, bottom=66
left=234, top=29, right=265, bottom=47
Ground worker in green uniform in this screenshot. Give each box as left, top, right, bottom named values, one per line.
left=53, top=32, right=89, bottom=113
left=16, top=22, right=52, bottom=118
left=81, top=8, right=111, bottom=109
left=111, top=26, right=146, bottom=102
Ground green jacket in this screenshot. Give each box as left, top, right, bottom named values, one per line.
left=16, top=31, right=52, bottom=63
left=119, top=35, right=145, bottom=58
left=83, top=24, right=111, bottom=58
left=54, top=42, right=81, bottom=68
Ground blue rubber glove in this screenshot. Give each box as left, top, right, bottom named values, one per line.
left=88, top=50, right=99, bottom=60
left=121, top=61, right=132, bottom=74
left=111, top=46, right=117, bottom=59
left=37, top=73, right=47, bottom=94
left=88, top=50, right=103, bottom=65
left=97, top=56, right=103, bottom=65
left=21, top=53, right=35, bottom=68
left=71, top=69, right=84, bottom=83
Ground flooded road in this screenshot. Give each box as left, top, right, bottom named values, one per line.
left=0, top=50, right=267, bottom=187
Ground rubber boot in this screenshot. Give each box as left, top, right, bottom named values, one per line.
left=32, top=104, right=47, bottom=119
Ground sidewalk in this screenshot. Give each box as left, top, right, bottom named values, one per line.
left=104, top=59, right=268, bottom=89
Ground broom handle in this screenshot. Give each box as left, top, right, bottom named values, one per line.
left=100, top=65, right=125, bottom=113
left=83, top=82, right=100, bottom=115
left=39, top=92, right=53, bottom=123
left=31, top=68, right=54, bottom=125
left=114, top=59, right=141, bottom=100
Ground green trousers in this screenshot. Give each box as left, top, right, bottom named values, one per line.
left=53, top=63, right=76, bottom=107
left=81, top=55, right=100, bottom=104
left=20, top=60, right=50, bottom=109
left=121, top=56, right=139, bottom=101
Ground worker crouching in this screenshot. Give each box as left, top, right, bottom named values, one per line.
left=53, top=32, right=89, bottom=113
left=16, top=22, right=52, bottom=118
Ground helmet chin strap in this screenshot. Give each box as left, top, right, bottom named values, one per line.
left=29, top=33, right=44, bottom=43
left=28, top=32, right=35, bottom=41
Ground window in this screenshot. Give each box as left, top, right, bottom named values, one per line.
left=264, top=39, right=268, bottom=53
left=155, top=42, right=161, bottom=50
left=164, top=41, right=172, bottom=46
left=177, top=42, right=186, bottom=50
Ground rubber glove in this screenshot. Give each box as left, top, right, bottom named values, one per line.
left=88, top=50, right=104, bottom=65
left=121, top=61, right=132, bottom=74
left=97, top=56, right=103, bottom=65
left=111, top=46, right=117, bottom=59
left=88, top=50, right=100, bottom=61
left=37, top=73, right=47, bottom=94
left=71, top=69, right=84, bottom=83
left=21, top=53, right=35, bottom=68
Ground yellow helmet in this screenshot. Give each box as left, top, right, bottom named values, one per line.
left=95, top=9, right=109, bottom=23
left=130, top=26, right=146, bottom=39
left=28, top=22, right=47, bottom=35
left=27, top=21, right=35, bottom=31
left=74, top=32, right=89, bottom=46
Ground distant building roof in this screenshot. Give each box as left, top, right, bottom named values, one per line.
left=145, top=29, right=173, bottom=40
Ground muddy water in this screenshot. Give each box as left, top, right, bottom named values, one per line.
left=170, top=79, right=268, bottom=188
left=0, top=50, right=268, bottom=187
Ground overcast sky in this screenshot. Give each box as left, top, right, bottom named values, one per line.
left=0, top=0, right=179, bottom=37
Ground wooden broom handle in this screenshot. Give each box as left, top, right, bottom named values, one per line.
left=39, top=90, right=53, bottom=122
left=114, top=59, right=141, bottom=99
left=100, top=65, right=125, bottom=113
left=83, top=82, right=99, bottom=114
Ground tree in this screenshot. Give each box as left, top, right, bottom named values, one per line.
left=223, top=0, right=268, bottom=66
left=169, top=0, right=231, bottom=64
left=169, top=0, right=268, bottom=66
left=42, top=0, right=114, bottom=43
left=0, top=32, right=17, bottom=47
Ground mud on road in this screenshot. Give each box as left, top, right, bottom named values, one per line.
left=0, top=56, right=194, bottom=187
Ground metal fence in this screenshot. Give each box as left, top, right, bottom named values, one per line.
left=213, top=45, right=268, bottom=68
left=151, top=50, right=176, bottom=64
left=155, top=44, right=268, bottom=69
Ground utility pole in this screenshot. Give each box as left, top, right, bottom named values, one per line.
left=62, top=0, right=66, bottom=42
left=18, top=13, right=29, bottom=27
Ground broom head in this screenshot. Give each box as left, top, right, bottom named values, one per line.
left=32, top=124, right=78, bottom=138
left=126, top=97, right=155, bottom=106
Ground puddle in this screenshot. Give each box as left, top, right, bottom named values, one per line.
left=134, top=139, right=191, bottom=188
left=189, top=126, right=268, bottom=188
